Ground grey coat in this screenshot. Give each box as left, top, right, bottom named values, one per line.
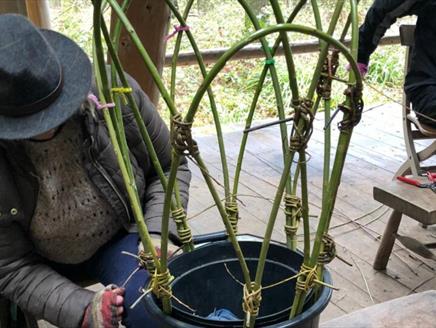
left=0, top=75, right=191, bottom=327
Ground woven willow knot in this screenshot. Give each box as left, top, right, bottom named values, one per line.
left=296, top=264, right=318, bottom=293
left=242, top=283, right=262, bottom=318
left=151, top=269, right=173, bottom=299
left=171, top=114, right=199, bottom=156
left=171, top=207, right=193, bottom=244
left=289, top=98, right=315, bottom=151
left=138, top=250, right=156, bottom=274
left=283, top=194, right=302, bottom=217
left=338, top=85, right=364, bottom=132
left=225, top=200, right=239, bottom=234
left=318, top=234, right=336, bottom=264
left=283, top=194, right=302, bottom=236
left=317, top=50, right=340, bottom=100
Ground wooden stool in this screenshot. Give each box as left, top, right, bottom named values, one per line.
left=321, top=290, right=436, bottom=328
left=373, top=180, right=436, bottom=270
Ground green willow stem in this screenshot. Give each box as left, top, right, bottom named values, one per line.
left=269, top=0, right=299, bottom=100
left=291, top=0, right=360, bottom=318
left=310, top=0, right=322, bottom=30
left=111, top=0, right=131, bottom=48
left=322, top=99, right=331, bottom=208
left=165, top=0, right=232, bottom=213
left=269, top=0, right=305, bottom=251
left=169, top=0, right=194, bottom=100
left=234, top=1, right=302, bottom=244
left=186, top=23, right=362, bottom=133
left=100, top=20, right=194, bottom=253
left=92, top=0, right=161, bottom=272
left=306, top=0, right=346, bottom=101
left=107, top=0, right=177, bottom=116
left=299, top=151, right=311, bottom=261
left=236, top=0, right=291, bottom=161
left=109, top=0, right=253, bottom=297
left=232, top=1, right=307, bottom=250
left=192, top=152, right=252, bottom=285
left=232, top=0, right=306, bottom=201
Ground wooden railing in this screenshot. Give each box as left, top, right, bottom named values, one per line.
left=164, top=34, right=400, bottom=67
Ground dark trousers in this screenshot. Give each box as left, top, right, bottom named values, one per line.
left=51, top=232, right=153, bottom=328
left=410, top=85, right=436, bottom=127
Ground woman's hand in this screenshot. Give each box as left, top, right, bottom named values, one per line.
left=82, top=285, right=125, bottom=328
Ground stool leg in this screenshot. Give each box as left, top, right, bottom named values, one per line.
left=373, top=210, right=402, bottom=270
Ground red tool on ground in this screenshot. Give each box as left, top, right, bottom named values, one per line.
left=397, top=172, right=436, bottom=193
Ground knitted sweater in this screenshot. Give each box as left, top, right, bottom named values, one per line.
left=24, top=117, right=122, bottom=264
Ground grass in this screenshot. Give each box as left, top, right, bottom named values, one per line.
left=49, top=0, right=413, bottom=126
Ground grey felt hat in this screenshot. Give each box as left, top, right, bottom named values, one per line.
left=0, top=14, right=92, bottom=140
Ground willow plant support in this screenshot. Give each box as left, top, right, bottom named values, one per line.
left=94, top=1, right=364, bottom=326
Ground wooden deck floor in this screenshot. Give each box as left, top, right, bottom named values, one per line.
left=188, top=102, right=436, bottom=323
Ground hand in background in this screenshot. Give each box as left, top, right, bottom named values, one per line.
left=82, top=285, right=125, bottom=328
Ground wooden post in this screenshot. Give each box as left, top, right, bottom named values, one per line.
left=112, top=0, right=170, bottom=106
left=0, top=0, right=50, bottom=29
left=25, top=0, right=51, bottom=28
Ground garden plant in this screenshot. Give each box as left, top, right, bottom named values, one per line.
left=90, top=0, right=364, bottom=326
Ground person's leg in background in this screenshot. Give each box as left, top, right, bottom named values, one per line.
left=409, top=85, right=436, bottom=128
left=84, top=232, right=152, bottom=327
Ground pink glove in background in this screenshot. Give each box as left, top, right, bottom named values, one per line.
left=346, top=62, right=368, bottom=77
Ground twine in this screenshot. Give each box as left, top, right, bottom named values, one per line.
left=111, top=87, right=132, bottom=105
left=265, top=58, right=276, bottom=65
left=284, top=194, right=302, bottom=236
left=296, top=264, right=337, bottom=293
left=225, top=199, right=239, bottom=234
left=171, top=207, right=193, bottom=244
left=165, top=25, right=190, bottom=41
left=242, top=282, right=262, bottom=318
left=289, top=98, right=315, bottom=151
left=296, top=264, right=319, bottom=292
left=171, top=114, right=199, bottom=156
left=338, top=86, right=364, bottom=132
left=87, top=93, right=115, bottom=110
left=318, top=234, right=337, bottom=264
left=151, top=269, right=173, bottom=299
left=138, top=250, right=156, bottom=274
left=317, top=49, right=340, bottom=100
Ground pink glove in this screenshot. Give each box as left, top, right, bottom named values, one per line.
left=82, top=285, right=125, bottom=328
left=346, top=62, right=368, bottom=77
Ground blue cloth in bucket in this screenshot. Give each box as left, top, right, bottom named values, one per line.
left=207, top=308, right=239, bottom=321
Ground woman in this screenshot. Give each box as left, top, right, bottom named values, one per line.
left=0, top=14, right=190, bottom=328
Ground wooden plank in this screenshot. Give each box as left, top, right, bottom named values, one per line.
left=25, top=0, right=50, bottom=28
left=0, top=0, right=27, bottom=14
left=374, top=182, right=436, bottom=225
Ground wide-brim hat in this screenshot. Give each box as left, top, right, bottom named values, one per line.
left=0, top=14, right=92, bottom=140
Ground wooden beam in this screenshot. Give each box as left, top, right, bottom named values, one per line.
left=0, top=0, right=27, bottom=15
left=164, top=34, right=401, bottom=67
left=25, top=0, right=51, bottom=28
left=113, top=0, right=170, bottom=106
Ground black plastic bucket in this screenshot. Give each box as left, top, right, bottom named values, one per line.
left=143, top=238, right=332, bottom=327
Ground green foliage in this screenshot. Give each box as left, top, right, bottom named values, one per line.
left=51, top=0, right=407, bottom=125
